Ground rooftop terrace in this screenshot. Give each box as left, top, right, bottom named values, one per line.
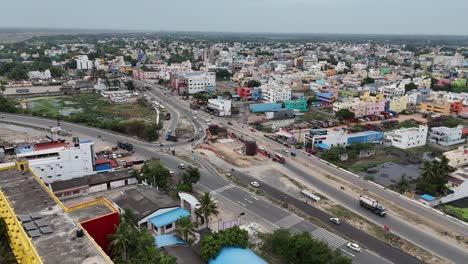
left=0, top=167, right=110, bottom=264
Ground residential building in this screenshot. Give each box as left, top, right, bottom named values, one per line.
left=420, top=100, right=451, bottom=115
left=207, top=97, right=232, bottom=116
left=260, top=83, right=291, bottom=103
left=389, top=95, right=409, bottom=113
left=386, top=125, right=428, bottom=149
left=113, top=186, right=191, bottom=235
left=378, top=84, right=405, bottom=100
left=249, top=103, right=282, bottom=113
left=75, top=55, right=94, bottom=70
left=428, top=125, right=465, bottom=146
left=316, top=91, right=337, bottom=105
left=264, top=109, right=296, bottom=129
left=333, top=96, right=385, bottom=117
left=237, top=86, right=252, bottom=100
left=28, top=69, right=51, bottom=80
left=15, top=140, right=95, bottom=184
left=439, top=168, right=468, bottom=205
left=443, top=146, right=468, bottom=168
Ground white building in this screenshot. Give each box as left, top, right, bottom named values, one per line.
left=76, top=55, right=94, bottom=70
left=386, top=125, right=428, bottom=149
left=439, top=167, right=468, bottom=205
left=207, top=97, right=232, bottom=116
left=16, top=140, right=95, bottom=184
left=378, top=84, right=405, bottom=100
left=260, top=83, right=291, bottom=103
left=428, top=125, right=465, bottom=146
left=444, top=146, right=468, bottom=168
left=28, top=69, right=51, bottom=80
left=335, top=62, right=347, bottom=72
left=175, top=72, right=216, bottom=95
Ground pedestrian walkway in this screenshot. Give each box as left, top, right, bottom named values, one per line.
left=274, top=214, right=303, bottom=229
left=310, top=228, right=348, bottom=250
left=210, top=184, right=235, bottom=195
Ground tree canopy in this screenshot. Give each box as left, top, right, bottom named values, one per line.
left=246, top=80, right=261, bottom=88
left=140, top=159, right=171, bottom=190
left=201, top=226, right=249, bottom=261
left=335, top=109, right=355, bottom=120
left=361, top=77, right=375, bottom=86
left=417, top=156, right=454, bottom=195
left=260, top=229, right=351, bottom=264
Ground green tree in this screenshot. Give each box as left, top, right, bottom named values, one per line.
left=175, top=216, right=197, bottom=242
left=404, top=82, right=418, bottom=93
left=417, top=156, right=454, bottom=195
left=246, top=80, right=261, bottom=88
left=0, top=96, right=19, bottom=113
left=124, top=80, right=136, bottom=91
left=109, top=222, right=132, bottom=260
left=112, top=79, right=121, bottom=88
left=76, top=70, right=86, bottom=78
left=395, top=174, right=410, bottom=194
left=361, top=77, right=375, bottom=86
left=201, top=226, right=249, bottom=261
left=335, top=109, right=355, bottom=120
left=222, top=91, right=232, bottom=99
left=0, top=80, right=6, bottom=93
left=196, top=192, right=219, bottom=227
left=193, top=93, right=209, bottom=105
left=215, top=69, right=232, bottom=80
left=307, top=96, right=319, bottom=106
left=121, top=209, right=138, bottom=226
left=49, top=66, right=65, bottom=78
left=140, top=159, right=171, bottom=190
left=177, top=167, right=201, bottom=192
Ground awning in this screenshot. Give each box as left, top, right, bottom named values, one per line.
left=154, top=234, right=186, bottom=248
left=315, top=143, right=331, bottom=149
left=149, top=208, right=190, bottom=228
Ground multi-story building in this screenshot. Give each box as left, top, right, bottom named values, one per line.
left=333, top=96, right=385, bottom=117
left=207, top=97, right=232, bottom=116
left=386, top=125, right=428, bottom=149
left=15, top=140, right=96, bottom=184
left=75, top=55, right=94, bottom=70
left=377, top=84, right=405, bottom=100
left=444, top=146, right=468, bottom=168
left=316, top=91, right=336, bottom=105
left=28, top=69, right=51, bottom=80
left=132, top=69, right=159, bottom=80
left=428, top=125, right=465, bottom=146
left=237, top=86, right=252, bottom=100
left=304, top=129, right=384, bottom=149
left=284, top=98, right=308, bottom=112
left=171, top=72, right=216, bottom=95
left=420, top=100, right=451, bottom=115
left=389, top=95, right=409, bottom=113
left=260, top=83, right=291, bottom=103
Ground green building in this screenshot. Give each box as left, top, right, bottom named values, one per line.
left=285, top=98, right=308, bottom=112
left=339, top=89, right=359, bottom=97
left=379, top=68, right=392, bottom=75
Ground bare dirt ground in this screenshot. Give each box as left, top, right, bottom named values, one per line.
left=201, top=140, right=269, bottom=167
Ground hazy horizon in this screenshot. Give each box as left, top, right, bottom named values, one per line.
left=1, top=0, right=468, bottom=35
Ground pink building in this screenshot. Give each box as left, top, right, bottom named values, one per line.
left=237, top=87, right=252, bottom=100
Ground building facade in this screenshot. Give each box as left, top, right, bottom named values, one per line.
left=386, top=125, right=428, bottom=149
left=428, top=125, right=465, bottom=146
left=207, top=97, right=232, bottom=116
left=260, top=83, right=291, bottom=103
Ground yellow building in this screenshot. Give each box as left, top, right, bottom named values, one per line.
left=360, top=92, right=384, bottom=103
left=420, top=100, right=451, bottom=115
left=389, top=95, right=409, bottom=113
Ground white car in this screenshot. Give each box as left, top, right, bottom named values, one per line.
left=177, top=164, right=186, bottom=169
left=347, top=243, right=361, bottom=252
left=258, top=145, right=265, bottom=151
left=169, top=170, right=175, bottom=176
left=250, top=181, right=260, bottom=188
left=330, top=218, right=341, bottom=225
left=281, top=148, right=289, bottom=153
left=199, top=127, right=203, bottom=132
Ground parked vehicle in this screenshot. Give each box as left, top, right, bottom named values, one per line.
left=300, top=190, right=320, bottom=202
left=177, top=164, right=186, bottom=169
left=330, top=217, right=341, bottom=225
left=359, top=195, right=386, bottom=216
left=290, top=151, right=296, bottom=156
left=117, top=141, right=134, bottom=152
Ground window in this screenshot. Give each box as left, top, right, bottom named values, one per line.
left=75, top=156, right=78, bottom=159
left=57, top=174, right=61, bottom=177
left=73, top=190, right=80, bottom=194
left=165, top=223, right=173, bottom=230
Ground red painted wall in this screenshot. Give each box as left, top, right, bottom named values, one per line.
left=81, top=212, right=119, bottom=255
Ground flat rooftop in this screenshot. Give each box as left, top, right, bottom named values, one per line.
left=0, top=168, right=109, bottom=264
left=68, top=203, right=113, bottom=223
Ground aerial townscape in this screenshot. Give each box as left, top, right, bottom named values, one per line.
left=1, top=2, right=468, bottom=264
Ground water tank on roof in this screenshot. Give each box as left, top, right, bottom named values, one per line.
left=245, top=140, right=257, bottom=156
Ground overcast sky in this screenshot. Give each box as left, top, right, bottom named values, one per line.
left=1, top=0, right=467, bottom=35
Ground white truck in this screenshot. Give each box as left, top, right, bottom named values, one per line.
left=359, top=195, right=386, bottom=216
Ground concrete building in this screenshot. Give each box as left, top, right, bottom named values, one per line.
left=420, top=100, right=451, bottom=115
left=260, top=83, right=291, bottom=103
left=428, top=125, right=465, bottom=146
left=333, top=96, right=385, bottom=117
left=389, top=95, right=409, bottom=113
left=444, top=146, right=468, bottom=168
left=304, top=129, right=384, bottom=149
left=284, top=98, right=308, bottom=112
left=76, top=55, right=94, bottom=70
left=386, top=125, right=428, bottom=149
left=171, top=72, right=216, bottom=95
left=16, top=140, right=95, bottom=184
left=207, top=97, right=232, bottom=116
left=28, top=69, right=51, bottom=80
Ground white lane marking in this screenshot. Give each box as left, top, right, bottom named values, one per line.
left=250, top=195, right=259, bottom=201
left=237, top=201, right=247, bottom=207
left=340, top=248, right=355, bottom=258
left=311, top=228, right=348, bottom=250
left=244, top=198, right=253, bottom=203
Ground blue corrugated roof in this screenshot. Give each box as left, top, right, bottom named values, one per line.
left=209, top=247, right=267, bottom=264
left=154, top=234, right=186, bottom=248
left=421, top=194, right=436, bottom=201
left=149, top=208, right=190, bottom=228
left=315, top=143, right=331, bottom=149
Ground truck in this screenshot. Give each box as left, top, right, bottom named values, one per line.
left=273, top=152, right=285, bottom=163
left=359, top=195, right=386, bottom=216
left=117, top=141, right=134, bottom=152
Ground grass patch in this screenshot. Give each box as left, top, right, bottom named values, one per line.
left=283, top=175, right=304, bottom=189
left=302, top=111, right=327, bottom=121
left=328, top=205, right=358, bottom=219
left=176, top=155, right=199, bottom=167
left=439, top=205, right=468, bottom=223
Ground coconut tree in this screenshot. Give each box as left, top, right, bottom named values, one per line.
left=108, top=222, right=131, bottom=260
left=396, top=174, right=410, bottom=194
left=197, top=192, right=219, bottom=228
left=175, top=216, right=197, bottom=242
left=420, top=160, right=435, bottom=181
left=121, top=209, right=137, bottom=226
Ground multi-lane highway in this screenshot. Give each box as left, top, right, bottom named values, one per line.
left=130, top=79, right=468, bottom=264
left=0, top=113, right=406, bottom=263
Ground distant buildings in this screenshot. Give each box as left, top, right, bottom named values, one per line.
left=386, top=125, right=428, bottom=149
left=75, top=55, right=94, bottom=70
left=207, top=97, right=232, bottom=116
left=171, top=71, right=216, bottom=95
left=28, top=69, right=51, bottom=80
left=260, top=83, right=291, bottom=103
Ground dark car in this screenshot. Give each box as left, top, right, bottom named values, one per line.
left=227, top=121, right=233, bottom=125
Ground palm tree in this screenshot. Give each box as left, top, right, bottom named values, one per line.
left=159, top=253, right=177, bottom=264
left=0, top=80, right=7, bottom=93
left=420, top=160, right=435, bottom=181
left=198, top=192, right=219, bottom=228
left=121, top=209, right=137, bottom=226
left=396, top=174, right=410, bottom=194
left=108, top=222, right=131, bottom=260
left=175, top=216, right=197, bottom=242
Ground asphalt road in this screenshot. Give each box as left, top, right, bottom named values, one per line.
left=226, top=123, right=468, bottom=264
left=126, top=82, right=468, bottom=264
left=0, top=113, right=396, bottom=264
